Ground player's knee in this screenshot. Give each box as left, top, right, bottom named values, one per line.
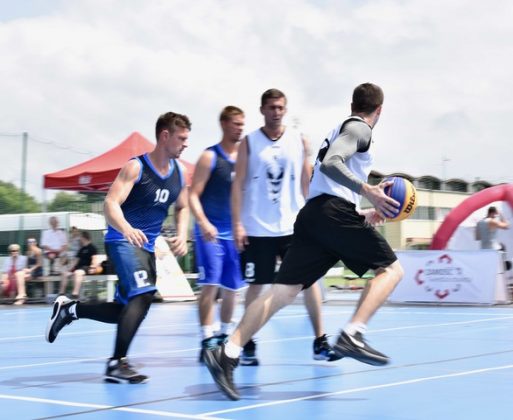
left=273, top=283, right=301, bottom=306
left=134, top=292, right=154, bottom=317
left=376, top=261, right=404, bottom=285
left=200, top=285, right=218, bottom=301
left=388, top=261, right=404, bottom=284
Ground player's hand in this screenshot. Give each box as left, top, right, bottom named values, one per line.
left=122, top=227, right=148, bottom=248
left=200, top=221, right=218, bottom=242
left=360, top=208, right=385, bottom=226
left=233, top=223, right=249, bottom=252
left=169, top=235, right=188, bottom=257
left=361, top=181, right=400, bottom=219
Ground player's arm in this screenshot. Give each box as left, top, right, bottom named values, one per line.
left=490, top=215, right=509, bottom=229
left=300, top=135, right=312, bottom=198
left=189, top=150, right=218, bottom=242
left=169, top=165, right=190, bottom=257
left=231, top=136, right=249, bottom=251
left=320, top=123, right=399, bottom=219
left=104, top=159, right=148, bottom=247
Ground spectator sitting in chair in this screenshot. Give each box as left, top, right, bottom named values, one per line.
left=59, top=231, right=97, bottom=299
left=25, top=238, right=43, bottom=281
left=41, top=216, right=68, bottom=275
left=1, top=244, right=28, bottom=305
left=66, top=226, right=81, bottom=268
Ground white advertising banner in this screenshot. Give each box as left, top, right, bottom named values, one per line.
left=389, top=250, right=501, bottom=304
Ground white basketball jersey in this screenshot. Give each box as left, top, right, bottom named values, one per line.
left=309, top=117, right=373, bottom=208
left=241, top=127, right=305, bottom=236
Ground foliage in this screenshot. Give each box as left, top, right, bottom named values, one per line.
left=47, top=192, right=91, bottom=212
left=0, top=181, right=40, bottom=213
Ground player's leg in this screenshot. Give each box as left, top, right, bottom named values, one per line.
left=275, top=221, right=339, bottom=362
left=195, top=235, right=224, bottom=361
left=102, top=242, right=157, bottom=383
left=303, top=281, right=340, bottom=361
left=203, top=211, right=335, bottom=400
left=239, top=236, right=277, bottom=366
left=218, top=238, right=246, bottom=340
left=305, top=195, right=402, bottom=365
left=203, top=282, right=302, bottom=400
left=351, top=261, right=403, bottom=325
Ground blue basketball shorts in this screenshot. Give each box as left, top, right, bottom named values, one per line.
left=194, top=235, right=246, bottom=291
left=105, top=241, right=157, bottom=305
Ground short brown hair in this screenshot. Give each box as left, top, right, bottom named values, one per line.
left=261, top=88, right=287, bottom=107
left=220, top=106, right=244, bottom=122
left=155, top=112, right=191, bottom=140
left=352, top=83, right=384, bottom=114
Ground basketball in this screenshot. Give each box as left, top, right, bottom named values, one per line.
left=383, top=176, right=417, bottom=221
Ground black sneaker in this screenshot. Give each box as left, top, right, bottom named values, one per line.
left=313, top=334, right=343, bottom=362
left=216, top=333, right=228, bottom=345
left=333, top=331, right=389, bottom=366
left=203, top=343, right=240, bottom=400
left=240, top=338, right=259, bottom=366
left=104, top=357, right=148, bottom=384
left=45, top=295, right=77, bottom=343
left=199, top=336, right=219, bottom=364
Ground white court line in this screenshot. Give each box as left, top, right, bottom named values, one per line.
left=200, top=364, right=513, bottom=416
left=0, top=311, right=351, bottom=342
left=2, top=315, right=513, bottom=371
left=4, top=306, right=512, bottom=343
left=0, top=394, right=226, bottom=419
left=371, top=315, right=513, bottom=333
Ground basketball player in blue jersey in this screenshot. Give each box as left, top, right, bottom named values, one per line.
left=189, top=106, right=246, bottom=362
left=45, top=112, right=191, bottom=384
left=231, top=88, right=337, bottom=366
left=204, top=83, right=404, bottom=400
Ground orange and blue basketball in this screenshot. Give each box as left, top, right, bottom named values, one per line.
left=384, top=176, right=417, bottom=221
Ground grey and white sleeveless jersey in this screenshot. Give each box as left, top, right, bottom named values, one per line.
left=477, top=218, right=500, bottom=250
left=309, top=117, right=373, bottom=208
left=241, top=127, right=305, bottom=236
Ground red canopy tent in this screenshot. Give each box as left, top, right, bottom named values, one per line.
left=44, top=132, right=194, bottom=192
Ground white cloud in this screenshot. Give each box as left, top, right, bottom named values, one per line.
left=1, top=0, right=512, bottom=201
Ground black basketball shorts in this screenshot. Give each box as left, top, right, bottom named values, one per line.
left=241, top=235, right=293, bottom=285
left=276, top=194, right=397, bottom=289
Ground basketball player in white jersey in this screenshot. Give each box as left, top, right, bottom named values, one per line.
left=476, top=206, right=509, bottom=250
left=231, top=88, right=337, bottom=366
left=204, top=83, right=404, bottom=400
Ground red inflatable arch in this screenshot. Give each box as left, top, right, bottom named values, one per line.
left=430, top=184, right=513, bottom=250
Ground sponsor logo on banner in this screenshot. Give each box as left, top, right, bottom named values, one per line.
left=78, top=175, right=92, bottom=185
left=412, top=253, right=472, bottom=300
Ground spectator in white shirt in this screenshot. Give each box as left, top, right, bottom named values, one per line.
left=40, top=216, right=68, bottom=275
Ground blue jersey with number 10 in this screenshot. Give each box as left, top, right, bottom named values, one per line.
left=105, top=154, right=184, bottom=252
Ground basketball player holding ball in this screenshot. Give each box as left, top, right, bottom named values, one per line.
left=203, top=83, right=405, bottom=401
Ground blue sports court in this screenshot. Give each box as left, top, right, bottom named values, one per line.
left=1, top=294, right=512, bottom=419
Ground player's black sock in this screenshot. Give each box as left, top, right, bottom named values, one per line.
left=113, top=292, right=153, bottom=359
left=76, top=302, right=124, bottom=323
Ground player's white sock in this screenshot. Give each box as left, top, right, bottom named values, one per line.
left=344, top=322, right=367, bottom=336
left=219, top=322, right=232, bottom=336
left=224, top=340, right=242, bottom=359
left=201, top=325, right=214, bottom=340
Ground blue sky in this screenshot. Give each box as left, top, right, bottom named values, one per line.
left=1, top=0, right=512, bottom=200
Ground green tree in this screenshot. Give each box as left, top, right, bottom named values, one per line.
left=48, top=192, right=91, bottom=212
left=0, top=181, right=40, bottom=213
